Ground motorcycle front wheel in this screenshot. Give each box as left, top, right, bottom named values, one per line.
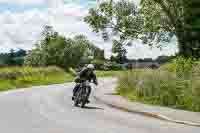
left=80, top=100, right=86, bottom=108
left=74, top=100, right=79, bottom=107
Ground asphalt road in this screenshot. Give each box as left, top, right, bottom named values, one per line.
left=0, top=80, right=199, bottom=133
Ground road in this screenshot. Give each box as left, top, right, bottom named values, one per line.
left=0, top=79, right=199, bottom=133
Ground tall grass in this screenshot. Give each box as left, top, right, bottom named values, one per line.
left=95, top=70, right=123, bottom=77
left=117, top=57, right=200, bottom=112
left=0, top=66, right=74, bottom=91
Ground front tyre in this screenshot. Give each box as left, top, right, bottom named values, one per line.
left=81, top=101, right=86, bottom=108
left=74, top=100, right=79, bottom=107
left=73, top=92, right=80, bottom=107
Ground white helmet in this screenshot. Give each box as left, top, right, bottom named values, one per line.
left=87, top=64, right=95, bottom=70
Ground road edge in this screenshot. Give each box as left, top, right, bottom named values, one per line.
left=94, top=94, right=200, bottom=127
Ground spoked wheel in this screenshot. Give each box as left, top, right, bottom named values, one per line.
left=73, top=83, right=89, bottom=108
left=81, top=86, right=90, bottom=108
left=74, top=92, right=80, bottom=107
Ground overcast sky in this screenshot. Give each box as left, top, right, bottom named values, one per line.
left=0, top=0, right=178, bottom=59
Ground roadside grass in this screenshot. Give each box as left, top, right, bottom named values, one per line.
left=0, top=66, right=74, bottom=92
left=0, top=67, right=120, bottom=92
left=95, top=70, right=123, bottom=77
left=117, top=58, right=200, bottom=112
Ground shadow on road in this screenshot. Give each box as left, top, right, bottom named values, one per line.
left=83, top=106, right=104, bottom=110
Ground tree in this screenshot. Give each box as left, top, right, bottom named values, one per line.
left=112, top=40, right=127, bottom=63
left=15, top=49, right=26, bottom=57
left=84, top=0, right=142, bottom=46
left=25, top=26, right=102, bottom=70
left=84, top=0, right=200, bottom=59
left=140, top=0, right=200, bottom=58
left=6, top=49, right=16, bottom=65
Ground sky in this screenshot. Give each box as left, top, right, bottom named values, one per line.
left=0, top=0, right=178, bottom=59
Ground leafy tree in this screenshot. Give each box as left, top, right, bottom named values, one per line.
left=6, top=49, right=16, bottom=65
left=24, top=47, right=45, bottom=66
left=15, top=49, right=26, bottom=57
left=84, top=0, right=141, bottom=44
left=25, top=26, right=102, bottom=70
left=84, top=0, right=200, bottom=59
left=112, top=40, right=127, bottom=63
left=0, top=49, right=27, bottom=66
left=140, top=0, right=200, bottom=58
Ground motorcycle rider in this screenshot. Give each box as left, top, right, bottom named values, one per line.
left=72, top=64, right=98, bottom=103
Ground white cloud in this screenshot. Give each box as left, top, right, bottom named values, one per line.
left=0, top=2, right=105, bottom=52
left=0, top=9, right=49, bottom=51
left=125, top=40, right=178, bottom=59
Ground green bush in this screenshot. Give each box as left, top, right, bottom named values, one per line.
left=91, top=59, right=105, bottom=70
left=117, top=58, right=200, bottom=112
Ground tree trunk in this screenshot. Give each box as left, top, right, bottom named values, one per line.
left=177, top=32, right=200, bottom=59
left=179, top=0, right=200, bottom=59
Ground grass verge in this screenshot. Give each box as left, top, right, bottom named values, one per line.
left=117, top=58, right=200, bottom=112
left=0, top=66, right=74, bottom=92
left=95, top=70, right=123, bottom=77
left=0, top=67, right=119, bottom=92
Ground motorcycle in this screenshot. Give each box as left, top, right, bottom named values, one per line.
left=73, top=80, right=91, bottom=108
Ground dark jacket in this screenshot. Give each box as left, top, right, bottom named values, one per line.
left=75, top=67, right=97, bottom=84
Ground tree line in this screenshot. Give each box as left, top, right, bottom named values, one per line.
left=24, top=26, right=104, bottom=70
left=0, top=49, right=26, bottom=66
left=0, top=26, right=104, bottom=70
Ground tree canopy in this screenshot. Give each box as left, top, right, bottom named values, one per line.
left=84, top=0, right=200, bottom=59
left=25, top=26, right=103, bottom=70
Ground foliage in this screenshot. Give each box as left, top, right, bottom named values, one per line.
left=85, top=0, right=200, bottom=58
left=25, top=26, right=103, bottom=70
left=84, top=0, right=141, bottom=42
left=95, top=70, right=122, bottom=77
left=160, top=57, right=193, bottom=73
left=155, top=55, right=173, bottom=64
left=91, top=59, right=105, bottom=70
left=140, top=0, right=200, bottom=58
left=0, top=49, right=27, bottom=66
left=111, top=40, right=127, bottom=63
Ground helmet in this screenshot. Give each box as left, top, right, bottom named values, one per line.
left=87, top=64, right=95, bottom=70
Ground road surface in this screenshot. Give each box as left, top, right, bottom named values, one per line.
left=0, top=80, right=199, bottom=133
